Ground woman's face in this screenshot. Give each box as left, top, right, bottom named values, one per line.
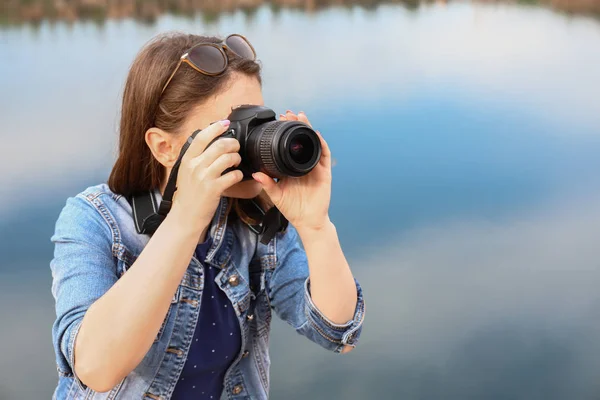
left=174, top=72, right=265, bottom=199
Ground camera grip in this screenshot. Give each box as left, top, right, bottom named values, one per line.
left=206, top=128, right=236, bottom=148
left=204, top=128, right=240, bottom=176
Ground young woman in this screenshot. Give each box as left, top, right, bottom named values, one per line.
left=50, top=32, right=364, bottom=400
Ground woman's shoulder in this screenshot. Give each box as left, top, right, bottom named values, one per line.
left=53, top=183, right=133, bottom=243
left=61, top=183, right=130, bottom=217
left=76, top=183, right=126, bottom=204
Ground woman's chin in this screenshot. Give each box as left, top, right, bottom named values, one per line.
left=223, top=179, right=263, bottom=199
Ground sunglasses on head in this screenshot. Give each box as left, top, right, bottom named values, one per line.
left=161, top=34, right=256, bottom=95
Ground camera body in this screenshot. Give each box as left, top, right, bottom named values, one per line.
left=208, top=105, right=322, bottom=179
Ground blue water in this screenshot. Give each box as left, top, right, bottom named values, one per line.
left=2, top=3, right=600, bottom=399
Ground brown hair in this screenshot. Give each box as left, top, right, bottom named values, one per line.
left=108, top=32, right=267, bottom=222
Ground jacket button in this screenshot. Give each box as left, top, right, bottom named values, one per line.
left=228, top=275, right=239, bottom=286
left=232, top=385, right=243, bottom=395
left=242, top=350, right=250, bottom=358
left=166, top=347, right=184, bottom=357
left=247, top=314, right=254, bottom=321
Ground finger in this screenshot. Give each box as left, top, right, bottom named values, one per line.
left=205, top=152, right=242, bottom=178
left=252, top=172, right=283, bottom=205
left=191, top=138, right=240, bottom=169
left=316, top=130, right=332, bottom=168
left=216, top=169, right=244, bottom=191
left=279, top=113, right=287, bottom=121
left=316, top=131, right=331, bottom=158
left=285, top=110, right=298, bottom=121
left=297, top=111, right=313, bottom=127
left=181, top=120, right=230, bottom=163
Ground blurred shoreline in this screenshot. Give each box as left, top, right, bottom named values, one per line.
left=1, top=0, right=599, bottom=28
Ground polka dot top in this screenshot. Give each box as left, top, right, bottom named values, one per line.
left=171, top=240, right=242, bottom=399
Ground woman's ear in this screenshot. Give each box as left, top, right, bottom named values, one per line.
left=145, top=127, right=181, bottom=168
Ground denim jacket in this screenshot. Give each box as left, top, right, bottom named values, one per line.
left=50, top=184, right=365, bottom=400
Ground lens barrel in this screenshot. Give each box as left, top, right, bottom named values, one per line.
left=245, top=120, right=322, bottom=179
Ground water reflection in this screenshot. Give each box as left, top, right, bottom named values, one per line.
left=270, top=192, right=600, bottom=399
left=2, top=1, right=600, bottom=399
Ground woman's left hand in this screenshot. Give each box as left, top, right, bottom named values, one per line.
left=252, top=110, right=332, bottom=232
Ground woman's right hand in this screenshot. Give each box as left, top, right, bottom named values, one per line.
left=170, top=119, right=243, bottom=237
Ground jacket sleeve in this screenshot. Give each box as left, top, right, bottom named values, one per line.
left=265, top=225, right=365, bottom=353
left=50, top=194, right=119, bottom=390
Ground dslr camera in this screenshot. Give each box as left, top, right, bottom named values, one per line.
left=201, top=105, right=322, bottom=179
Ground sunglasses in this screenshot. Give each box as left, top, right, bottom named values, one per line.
left=161, top=34, right=256, bottom=95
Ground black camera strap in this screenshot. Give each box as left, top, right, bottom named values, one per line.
left=259, top=206, right=288, bottom=245
left=128, top=131, right=198, bottom=235
left=130, top=189, right=161, bottom=235
left=128, top=129, right=287, bottom=243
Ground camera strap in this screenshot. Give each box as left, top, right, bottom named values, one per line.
left=129, top=189, right=288, bottom=244
left=128, top=131, right=199, bottom=236
left=129, top=189, right=163, bottom=235
left=259, top=206, right=288, bottom=245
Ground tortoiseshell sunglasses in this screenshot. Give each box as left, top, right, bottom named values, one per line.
left=161, top=34, right=256, bottom=95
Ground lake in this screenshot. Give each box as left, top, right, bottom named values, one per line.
left=2, top=1, right=600, bottom=399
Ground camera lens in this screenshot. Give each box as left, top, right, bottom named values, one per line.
left=245, top=121, right=322, bottom=178
left=288, top=134, right=314, bottom=165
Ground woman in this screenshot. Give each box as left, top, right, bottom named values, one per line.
left=50, top=32, right=364, bottom=400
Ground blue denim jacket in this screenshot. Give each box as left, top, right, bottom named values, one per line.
left=50, top=184, right=365, bottom=400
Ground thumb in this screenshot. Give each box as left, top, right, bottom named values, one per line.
left=252, top=172, right=283, bottom=204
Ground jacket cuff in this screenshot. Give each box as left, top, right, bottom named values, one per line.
left=304, top=277, right=365, bottom=349
left=63, top=319, right=88, bottom=392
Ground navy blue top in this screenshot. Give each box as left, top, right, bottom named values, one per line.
left=171, top=240, right=242, bottom=399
